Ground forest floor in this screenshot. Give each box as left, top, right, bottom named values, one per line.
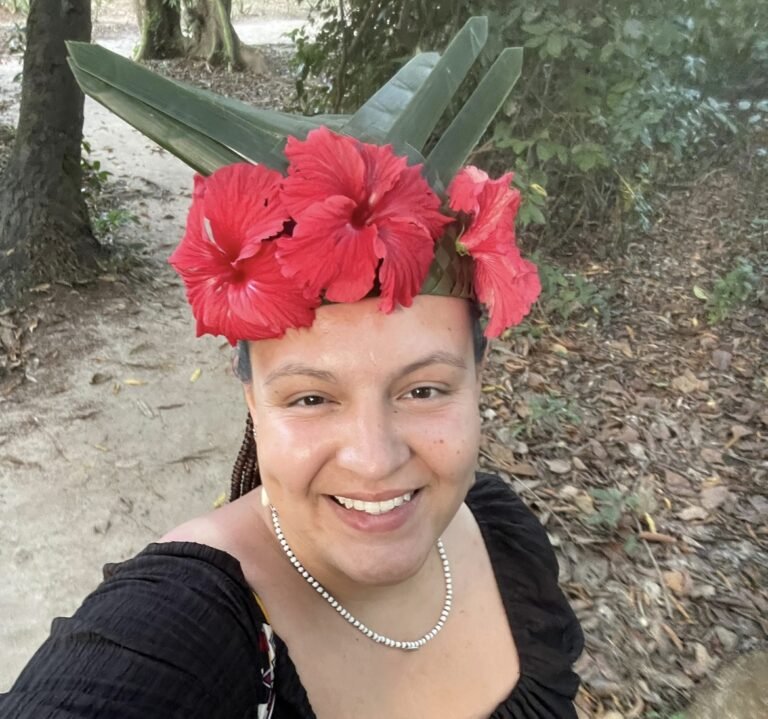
left=1, top=5, right=767, bottom=718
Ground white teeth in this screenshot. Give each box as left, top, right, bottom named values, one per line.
left=333, top=491, right=416, bottom=515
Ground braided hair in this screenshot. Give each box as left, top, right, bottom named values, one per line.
left=230, top=413, right=259, bottom=501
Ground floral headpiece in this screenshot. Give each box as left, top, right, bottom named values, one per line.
left=67, top=18, right=540, bottom=343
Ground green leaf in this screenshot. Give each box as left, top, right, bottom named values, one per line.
left=545, top=34, right=565, bottom=57
left=342, top=52, right=440, bottom=142
left=425, top=47, right=523, bottom=187
left=67, top=42, right=325, bottom=172
left=522, top=21, right=554, bottom=36
left=693, top=285, right=710, bottom=301
left=571, top=142, right=609, bottom=172
left=623, top=19, right=644, bottom=39
left=68, top=63, right=243, bottom=175
left=385, top=16, right=488, bottom=153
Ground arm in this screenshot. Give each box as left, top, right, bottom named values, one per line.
left=0, top=543, right=269, bottom=719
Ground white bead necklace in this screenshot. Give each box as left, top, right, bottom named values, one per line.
left=270, top=505, right=453, bottom=651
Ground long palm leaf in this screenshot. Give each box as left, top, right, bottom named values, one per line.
left=425, top=47, right=523, bottom=186
left=384, top=16, right=488, bottom=153
left=341, top=52, right=439, bottom=142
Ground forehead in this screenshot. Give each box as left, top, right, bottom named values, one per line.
left=248, top=296, right=473, bottom=379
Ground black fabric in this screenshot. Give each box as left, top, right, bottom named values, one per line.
left=0, top=472, right=583, bottom=718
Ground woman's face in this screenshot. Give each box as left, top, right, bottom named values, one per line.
left=243, top=296, right=482, bottom=589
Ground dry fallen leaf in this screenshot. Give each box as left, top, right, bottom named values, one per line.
left=671, top=370, right=709, bottom=394
left=574, top=492, right=595, bottom=514
left=123, top=378, right=147, bottom=386
left=545, top=458, right=572, bottom=474
left=711, top=349, right=732, bottom=370
left=678, top=505, right=708, bottom=521
left=663, top=569, right=693, bottom=596
left=506, top=461, right=539, bottom=477
left=725, top=424, right=752, bottom=449
left=700, top=447, right=723, bottom=464
left=700, top=485, right=730, bottom=510
left=690, top=642, right=716, bottom=678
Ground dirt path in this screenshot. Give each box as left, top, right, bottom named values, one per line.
left=0, top=15, right=302, bottom=691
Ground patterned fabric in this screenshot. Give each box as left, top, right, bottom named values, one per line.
left=256, top=623, right=276, bottom=719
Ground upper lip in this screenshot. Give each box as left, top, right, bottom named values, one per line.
left=327, top=488, right=420, bottom=502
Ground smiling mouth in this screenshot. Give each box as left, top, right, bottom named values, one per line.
left=330, top=489, right=420, bottom=515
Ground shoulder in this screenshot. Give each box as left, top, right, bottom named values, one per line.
left=4, top=541, right=272, bottom=718
left=466, top=471, right=584, bottom=694
left=466, top=471, right=559, bottom=576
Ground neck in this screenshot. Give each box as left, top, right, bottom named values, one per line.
left=251, top=496, right=454, bottom=638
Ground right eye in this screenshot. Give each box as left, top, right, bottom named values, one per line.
left=290, top=395, right=327, bottom=407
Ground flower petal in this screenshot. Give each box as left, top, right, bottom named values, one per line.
left=201, top=164, right=289, bottom=261
left=374, top=217, right=436, bottom=313
left=277, top=195, right=379, bottom=302
left=360, top=142, right=409, bottom=208
left=457, top=173, right=520, bottom=253
left=188, top=242, right=318, bottom=345
left=282, top=127, right=367, bottom=218
left=473, top=247, right=541, bottom=338
left=448, top=166, right=492, bottom=214
left=373, top=164, right=449, bottom=240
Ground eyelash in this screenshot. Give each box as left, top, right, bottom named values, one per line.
left=288, top=386, right=445, bottom=407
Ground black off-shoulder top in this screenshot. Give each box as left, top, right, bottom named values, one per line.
left=0, top=473, right=583, bottom=718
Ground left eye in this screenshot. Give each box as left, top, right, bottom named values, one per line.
left=404, top=387, right=441, bottom=400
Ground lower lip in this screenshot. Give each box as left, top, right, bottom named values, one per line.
left=326, top=491, right=421, bottom=533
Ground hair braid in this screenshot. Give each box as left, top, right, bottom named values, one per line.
left=230, top=414, right=260, bottom=501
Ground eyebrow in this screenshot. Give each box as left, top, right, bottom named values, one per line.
left=263, top=351, right=468, bottom=386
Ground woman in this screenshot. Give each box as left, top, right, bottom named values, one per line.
left=2, top=25, right=582, bottom=718
left=0, top=144, right=583, bottom=719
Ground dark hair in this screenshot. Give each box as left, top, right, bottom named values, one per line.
left=229, top=301, right=487, bottom=501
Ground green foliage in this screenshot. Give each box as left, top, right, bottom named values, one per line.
left=587, top=487, right=640, bottom=529
left=6, top=22, right=26, bottom=54
left=80, top=140, right=112, bottom=201
left=0, top=0, right=29, bottom=14
left=520, top=393, right=581, bottom=437
left=291, top=0, right=768, bottom=245
left=704, top=259, right=762, bottom=323
left=535, top=260, right=611, bottom=324
left=81, top=141, right=138, bottom=243
left=92, top=208, right=138, bottom=243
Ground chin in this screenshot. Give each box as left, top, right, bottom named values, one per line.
left=335, top=539, right=433, bottom=587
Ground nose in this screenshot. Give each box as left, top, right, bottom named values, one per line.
left=336, top=400, right=410, bottom=481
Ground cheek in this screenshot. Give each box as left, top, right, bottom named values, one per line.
left=255, top=413, right=332, bottom=493
left=407, top=403, right=481, bottom=474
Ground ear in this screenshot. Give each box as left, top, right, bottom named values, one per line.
left=242, top=382, right=258, bottom=432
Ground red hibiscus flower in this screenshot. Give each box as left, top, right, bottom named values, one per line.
left=448, top=167, right=541, bottom=337
left=169, top=164, right=318, bottom=344
left=277, top=127, right=450, bottom=312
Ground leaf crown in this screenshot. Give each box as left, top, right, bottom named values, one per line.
left=67, top=17, right=540, bottom=342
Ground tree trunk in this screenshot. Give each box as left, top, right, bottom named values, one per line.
left=183, top=0, right=266, bottom=71
left=134, top=0, right=267, bottom=71
left=0, top=0, right=102, bottom=310
left=183, top=0, right=241, bottom=68
left=134, top=0, right=185, bottom=60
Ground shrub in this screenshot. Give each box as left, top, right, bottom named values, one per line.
left=291, top=0, right=768, bottom=247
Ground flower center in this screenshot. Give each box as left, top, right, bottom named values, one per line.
left=350, top=201, right=373, bottom=228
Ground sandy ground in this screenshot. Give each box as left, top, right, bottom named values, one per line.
left=0, top=15, right=303, bottom=691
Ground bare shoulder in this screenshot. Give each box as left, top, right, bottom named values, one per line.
left=159, top=501, right=239, bottom=556
left=158, top=495, right=271, bottom=568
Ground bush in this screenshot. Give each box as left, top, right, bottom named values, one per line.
left=291, top=0, right=768, bottom=247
